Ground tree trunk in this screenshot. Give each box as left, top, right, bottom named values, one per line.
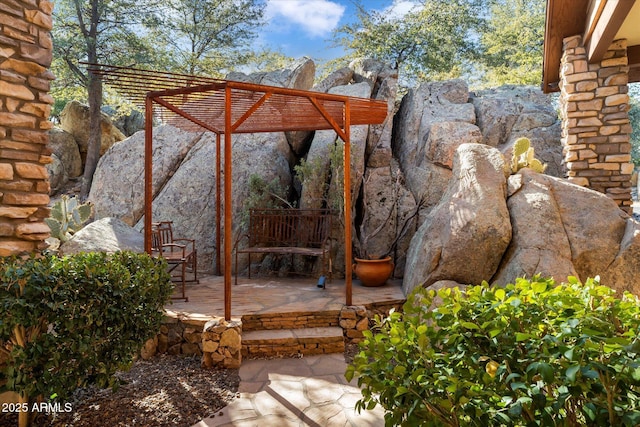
left=81, top=72, right=103, bottom=198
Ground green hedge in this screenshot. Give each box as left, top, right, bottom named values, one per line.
left=347, top=276, right=640, bottom=427
left=0, top=252, right=173, bottom=401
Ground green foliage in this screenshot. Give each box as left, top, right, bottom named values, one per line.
left=44, top=195, right=93, bottom=242
left=347, top=276, right=640, bottom=426
left=332, top=0, right=483, bottom=85
left=241, top=174, right=292, bottom=228
left=142, top=0, right=265, bottom=76
left=478, top=0, right=545, bottom=87
left=0, top=252, right=173, bottom=403
left=510, top=137, right=547, bottom=174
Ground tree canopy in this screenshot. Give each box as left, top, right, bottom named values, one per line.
left=332, top=0, right=484, bottom=85
left=479, top=0, right=546, bottom=86
left=143, top=0, right=266, bottom=76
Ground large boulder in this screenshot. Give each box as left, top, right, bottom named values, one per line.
left=89, top=125, right=204, bottom=225
left=102, top=105, right=145, bottom=137
left=45, top=153, right=67, bottom=194
left=491, top=170, right=578, bottom=284
left=491, top=168, right=636, bottom=294
left=59, top=100, right=126, bottom=162
left=403, top=143, right=512, bottom=294
left=299, top=81, right=373, bottom=210
left=59, top=217, right=144, bottom=256
left=601, top=220, right=640, bottom=295
left=48, top=127, right=82, bottom=178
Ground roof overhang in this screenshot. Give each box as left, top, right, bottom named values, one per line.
left=543, top=0, right=640, bottom=93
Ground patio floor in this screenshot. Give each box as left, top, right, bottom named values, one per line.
left=165, top=275, right=407, bottom=322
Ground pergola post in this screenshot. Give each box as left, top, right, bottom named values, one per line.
left=224, top=86, right=233, bottom=321
left=144, top=95, right=153, bottom=254
left=215, top=133, right=222, bottom=276
left=344, top=100, right=352, bottom=307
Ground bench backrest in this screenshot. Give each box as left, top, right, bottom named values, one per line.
left=248, top=209, right=332, bottom=248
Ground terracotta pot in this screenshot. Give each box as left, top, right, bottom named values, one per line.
left=353, top=256, right=394, bottom=287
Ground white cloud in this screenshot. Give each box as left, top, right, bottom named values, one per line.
left=266, top=0, right=346, bottom=38
left=381, top=0, right=420, bottom=19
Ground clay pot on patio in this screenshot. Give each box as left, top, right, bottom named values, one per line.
left=353, top=256, right=394, bottom=287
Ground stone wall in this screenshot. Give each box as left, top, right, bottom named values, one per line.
left=559, top=36, right=634, bottom=214
left=0, top=0, right=54, bottom=255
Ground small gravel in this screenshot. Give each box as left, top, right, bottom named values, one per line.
left=1, top=354, right=240, bottom=427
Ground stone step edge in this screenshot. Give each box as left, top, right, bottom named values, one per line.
left=242, top=326, right=344, bottom=345
left=242, top=327, right=345, bottom=357
left=241, top=311, right=342, bottom=332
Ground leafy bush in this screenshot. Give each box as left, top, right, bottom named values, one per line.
left=0, top=252, right=173, bottom=407
left=347, top=276, right=640, bottom=426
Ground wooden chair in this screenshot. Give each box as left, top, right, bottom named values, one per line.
left=151, top=221, right=198, bottom=301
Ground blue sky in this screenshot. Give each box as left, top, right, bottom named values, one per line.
left=259, top=0, right=419, bottom=62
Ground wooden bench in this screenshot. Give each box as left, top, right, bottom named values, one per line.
left=234, top=209, right=333, bottom=285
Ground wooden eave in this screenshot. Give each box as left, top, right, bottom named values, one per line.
left=543, top=0, right=640, bottom=93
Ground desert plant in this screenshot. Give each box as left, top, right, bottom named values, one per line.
left=44, top=195, right=93, bottom=242
left=510, top=137, right=547, bottom=174
left=347, top=275, right=640, bottom=426
left=0, top=252, right=173, bottom=426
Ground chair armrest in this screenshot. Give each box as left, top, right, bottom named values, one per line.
left=173, top=238, right=196, bottom=252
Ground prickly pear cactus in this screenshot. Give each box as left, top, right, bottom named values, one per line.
left=510, top=137, right=547, bottom=174
left=45, top=195, right=93, bottom=242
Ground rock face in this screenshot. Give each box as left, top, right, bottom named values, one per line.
left=102, top=105, right=145, bottom=137
left=89, top=125, right=204, bottom=225
left=393, top=80, right=480, bottom=217
left=404, top=148, right=640, bottom=296
left=89, top=59, right=577, bottom=282
left=59, top=100, right=126, bottom=162
left=59, top=217, right=144, bottom=256
left=46, top=153, right=66, bottom=194
left=471, top=86, right=563, bottom=177
left=48, top=128, right=82, bottom=178
left=403, top=144, right=512, bottom=293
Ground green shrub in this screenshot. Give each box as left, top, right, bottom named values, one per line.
left=347, top=276, right=640, bottom=426
left=0, top=252, right=173, bottom=409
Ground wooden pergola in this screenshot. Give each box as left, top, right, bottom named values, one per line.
left=88, top=64, right=388, bottom=320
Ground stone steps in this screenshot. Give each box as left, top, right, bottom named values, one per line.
left=241, top=310, right=341, bottom=332
left=241, top=326, right=345, bottom=358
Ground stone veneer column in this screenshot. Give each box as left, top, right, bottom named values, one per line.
left=0, top=0, right=54, bottom=255
left=559, top=36, right=634, bottom=214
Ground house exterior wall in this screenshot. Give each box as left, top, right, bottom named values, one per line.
left=0, top=0, right=54, bottom=256
left=559, top=35, right=634, bottom=214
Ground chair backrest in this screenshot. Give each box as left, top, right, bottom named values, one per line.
left=248, top=209, right=332, bottom=247
left=151, top=221, right=174, bottom=249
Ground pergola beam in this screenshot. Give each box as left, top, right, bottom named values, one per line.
left=584, top=0, right=635, bottom=63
